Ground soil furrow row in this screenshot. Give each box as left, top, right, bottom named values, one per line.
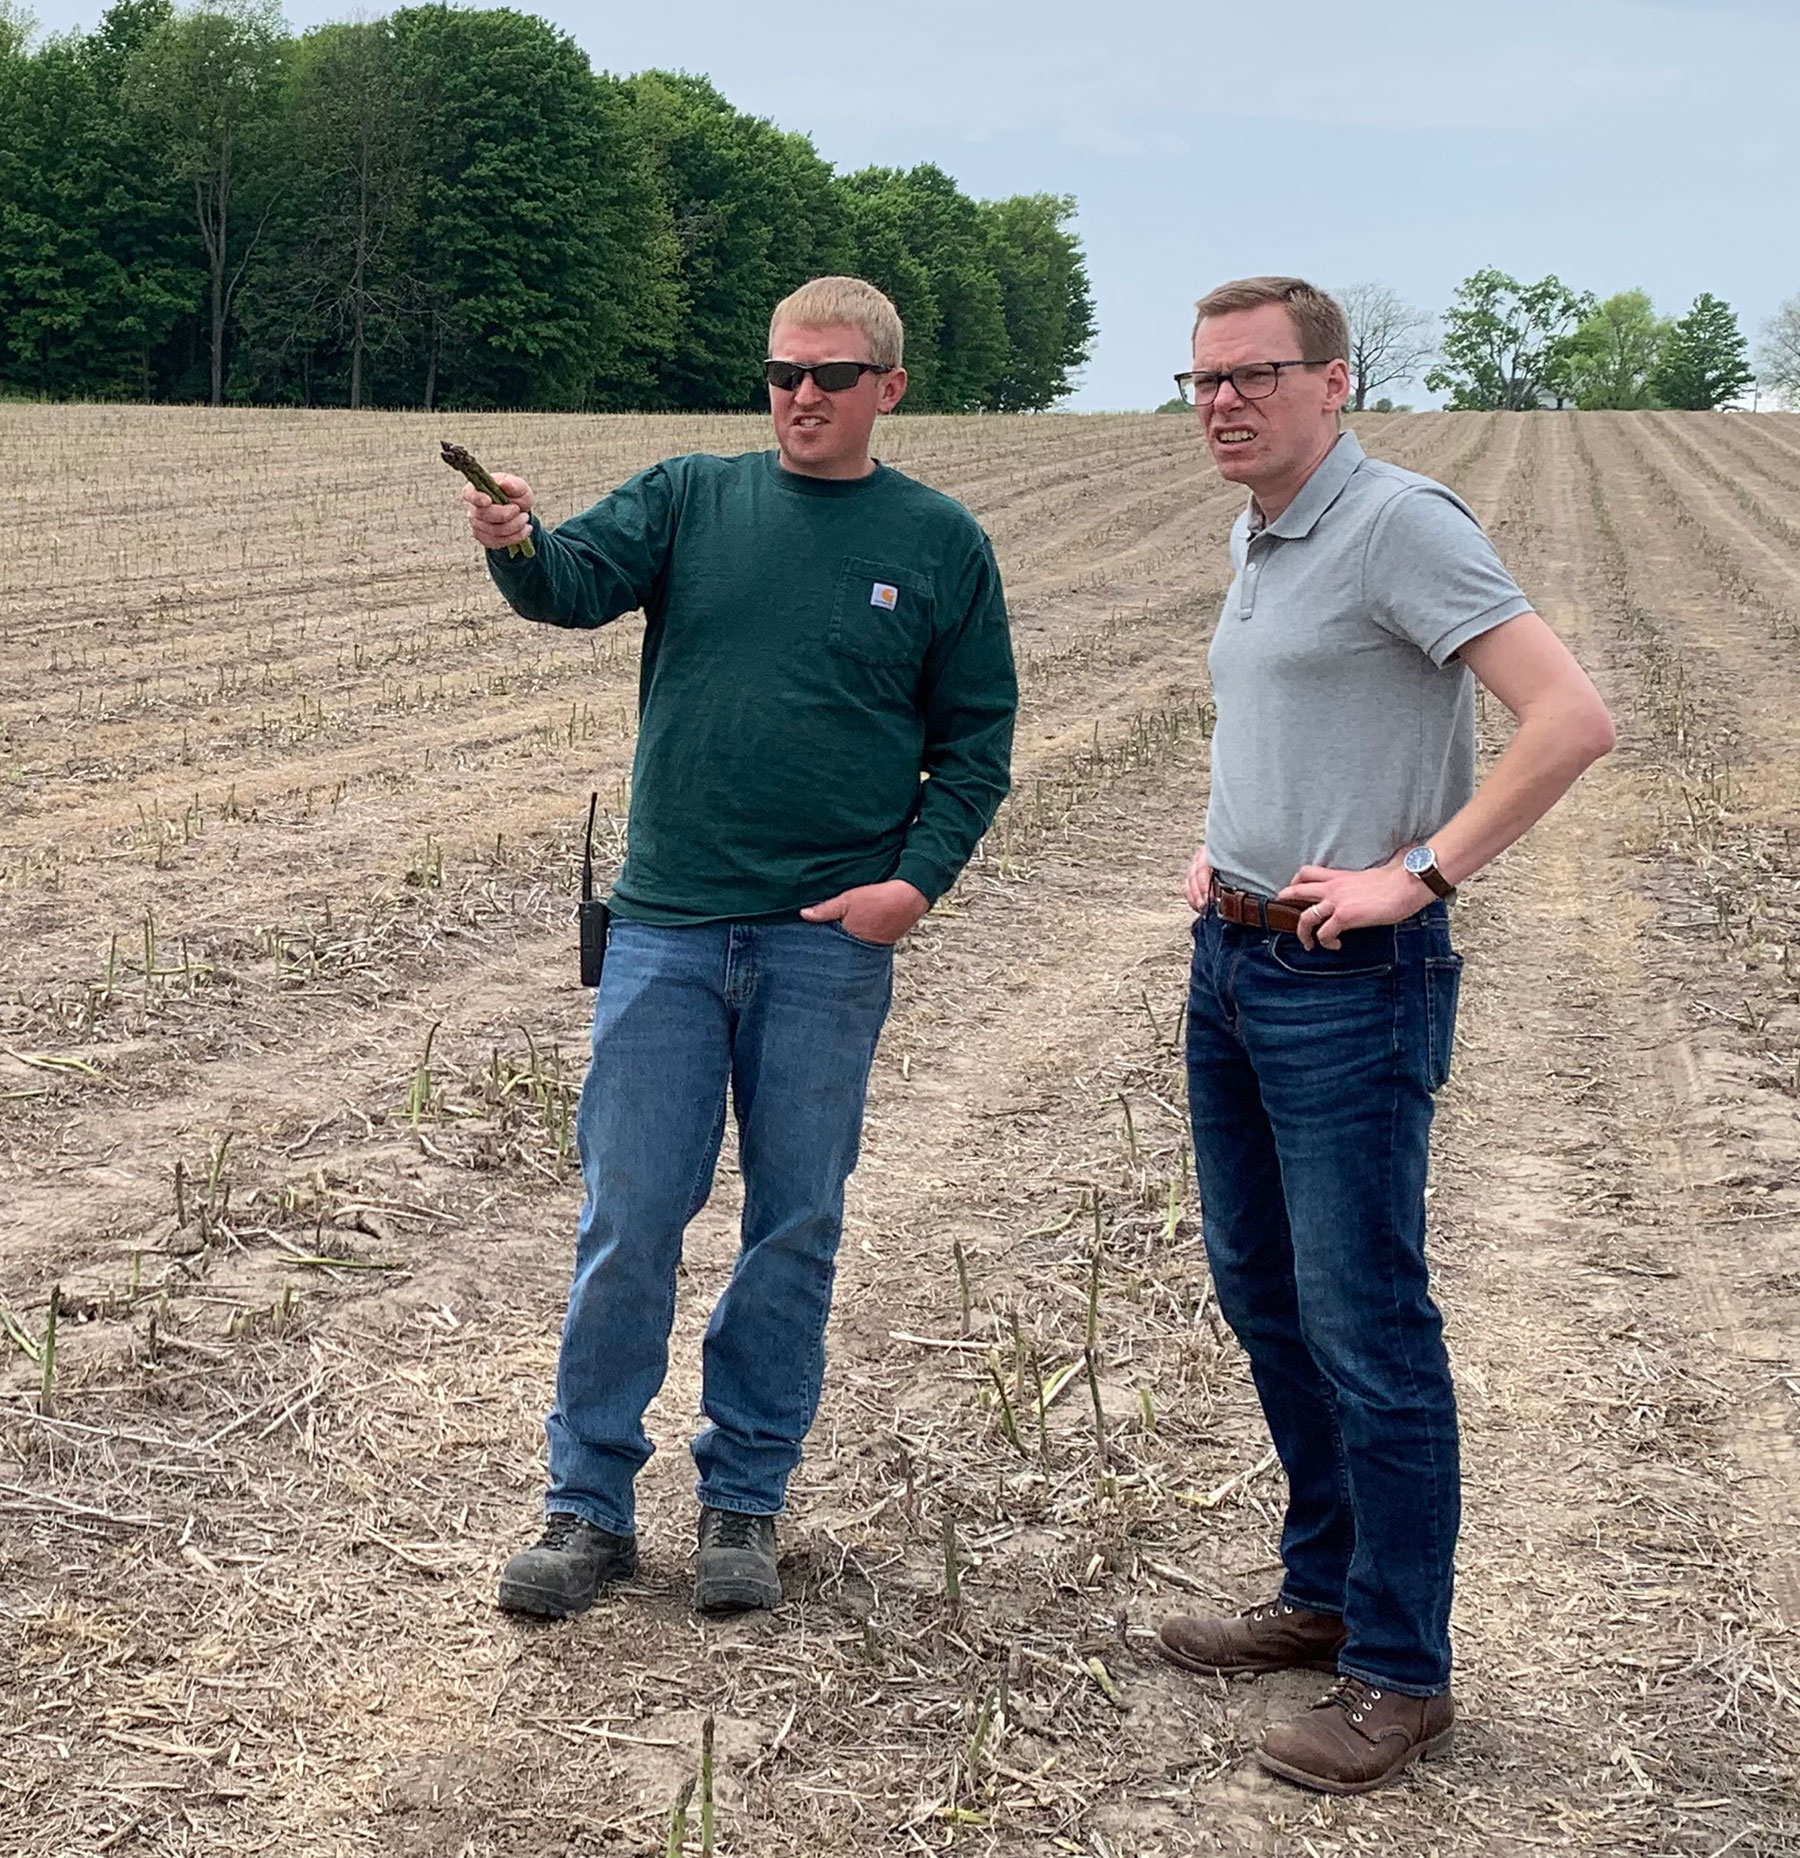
left=2, top=409, right=1795, bottom=1858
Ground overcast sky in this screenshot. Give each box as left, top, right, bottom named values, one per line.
left=24, top=0, right=1800, bottom=408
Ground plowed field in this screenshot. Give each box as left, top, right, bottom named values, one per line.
left=2, top=407, right=1796, bottom=1856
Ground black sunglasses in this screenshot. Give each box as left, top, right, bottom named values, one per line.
left=764, top=359, right=892, bottom=393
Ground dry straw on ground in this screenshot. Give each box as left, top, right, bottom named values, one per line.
left=1, top=407, right=1797, bottom=1855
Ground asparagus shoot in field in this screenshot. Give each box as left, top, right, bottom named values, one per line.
left=441, top=441, right=536, bottom=558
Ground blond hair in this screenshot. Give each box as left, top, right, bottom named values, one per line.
left=769, top=276, right=905, bottom=369
left=1191, top=276, right=1349, bottom=363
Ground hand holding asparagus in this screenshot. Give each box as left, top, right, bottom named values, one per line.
left=444, top=441, right=537, bottom=559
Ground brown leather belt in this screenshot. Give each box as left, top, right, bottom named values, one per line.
left=1209, top=880, right=1306, bottom=936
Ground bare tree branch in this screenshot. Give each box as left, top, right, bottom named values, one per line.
left=1758, top=295, right=1800, bottom=406
left=1337, top=281, right=1435, bottom=412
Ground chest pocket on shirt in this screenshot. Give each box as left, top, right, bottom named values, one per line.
left=828, top=557, right=935, bottom=667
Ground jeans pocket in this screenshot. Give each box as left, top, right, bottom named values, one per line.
left=1268, top=937, right=1394, bottom=980
left=1424, top=954, right=1463, bottom=1091
left=824, top=920, right=897, bottom=954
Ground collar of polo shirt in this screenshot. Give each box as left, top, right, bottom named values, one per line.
left=1248, top=431, right=1366, bottom=541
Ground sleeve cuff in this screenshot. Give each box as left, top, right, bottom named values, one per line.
left=1429, top=594, right=1533, bottom=667
left=894, top=852, right=956, bottom=906
left=483, top=517, right=543, bottom=599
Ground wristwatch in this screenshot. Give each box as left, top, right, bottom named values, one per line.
left=1403, top=844, right=1455, bottom=900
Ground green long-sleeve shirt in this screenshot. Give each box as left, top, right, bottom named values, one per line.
left=486, top=449, right=1016, bottom=925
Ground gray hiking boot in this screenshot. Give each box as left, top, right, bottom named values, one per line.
left=695, top=1507, right=781, bottom=1613
left=497, top=1511, right=638, bottom=1618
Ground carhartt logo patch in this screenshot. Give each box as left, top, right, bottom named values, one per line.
left=870, top=582, right=899, bottom=611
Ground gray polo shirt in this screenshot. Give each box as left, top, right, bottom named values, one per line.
left=1205, top=429, right=1532, bottom=899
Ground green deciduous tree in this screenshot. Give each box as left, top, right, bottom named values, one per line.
left=1564, top=289, right=1670, bottom=410
left=578, top=74, right=684, bottom=410
left=835, top=173, right=937, bottom=395
left=235, top=19, right=418, bottom=407
left=836, top=167, right=1095, bottom=412
left=1653, top=292, right=1754, bottom=410
left=978, top=193, right=1094, bottom=410
left=624, top=70, right=844, bottom=412
left=129, top=0, right=285, bottom=406
left=0, top=5, right=1095, bottom=410
left=1425, top=268, right=1593, bottom=410
left=1759, top=294, right=1800, bottom=406
left=0, top=26, right=119, bottom=394
left=0, top=0, right=32, bottom=57
left=839, top=164, right=1009, bottom=412
left=393, top=8, right=679, bottom=411
left=878, top=165, right=1005, bottom=412
left=0, top=0, right=198, bottom=399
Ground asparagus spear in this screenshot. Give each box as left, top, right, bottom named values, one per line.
left=441, top=440, right=536, bottom=558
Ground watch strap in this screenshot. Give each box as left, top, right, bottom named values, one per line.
left=1409, top=846, right=1455, bottom=899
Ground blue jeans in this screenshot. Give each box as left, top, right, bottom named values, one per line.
left=1185, top=901, right=1463, bottom=1696
left=545, top=918, right=894, bottom=1535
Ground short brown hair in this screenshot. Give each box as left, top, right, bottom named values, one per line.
left=1192, top=276, right=1348, bottom=362
left=769, top=276, right=904, bottom=369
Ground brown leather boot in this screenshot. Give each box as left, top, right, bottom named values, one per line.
left=1155, top=1597, right=1347, bottom=1677
left=1257, top=1674, right=1454, bottom=1794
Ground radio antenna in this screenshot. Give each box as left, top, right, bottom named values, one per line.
left=582, top=791, right=598, bottom=904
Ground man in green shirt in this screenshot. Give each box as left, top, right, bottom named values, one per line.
left=463, top=277, right=1016, bottom=1618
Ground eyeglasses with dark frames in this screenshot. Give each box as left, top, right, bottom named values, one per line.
left=764, top=359, right=893, bottom=393
left=1172, top=359, right=1326, bottom=406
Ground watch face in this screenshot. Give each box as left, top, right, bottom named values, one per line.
left=1405, top=846, right=1433, bottom=875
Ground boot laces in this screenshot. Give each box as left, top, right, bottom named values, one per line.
left=705, top=1509, right=767, bottom=1550
left=1321, top=1674, right=1383, bottom=1725
left=539, top=1511, right=589, bottom=1550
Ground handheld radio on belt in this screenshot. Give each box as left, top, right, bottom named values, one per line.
left=578, top=791, right=609, bottom=987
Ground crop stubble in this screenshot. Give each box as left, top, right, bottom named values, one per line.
left=0, top=407, right=1795, bottom=1856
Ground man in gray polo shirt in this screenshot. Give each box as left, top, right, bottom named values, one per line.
left=1154, top=277, right=1615, bottom=1794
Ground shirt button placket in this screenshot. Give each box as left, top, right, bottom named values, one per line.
left=1240, top=542, right=1263, bottom=620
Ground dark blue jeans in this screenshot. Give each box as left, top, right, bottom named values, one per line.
left=1185, top=901, right=1463, bottom=1695
left=545, top=918, right=894, bottom=1536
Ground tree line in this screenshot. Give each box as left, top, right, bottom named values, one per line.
left=1425, top=272, right=1766, bottom=412
left=0, top=0, right=1096, bottom=412
left=1332, top=271, right=1784, bottom=415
